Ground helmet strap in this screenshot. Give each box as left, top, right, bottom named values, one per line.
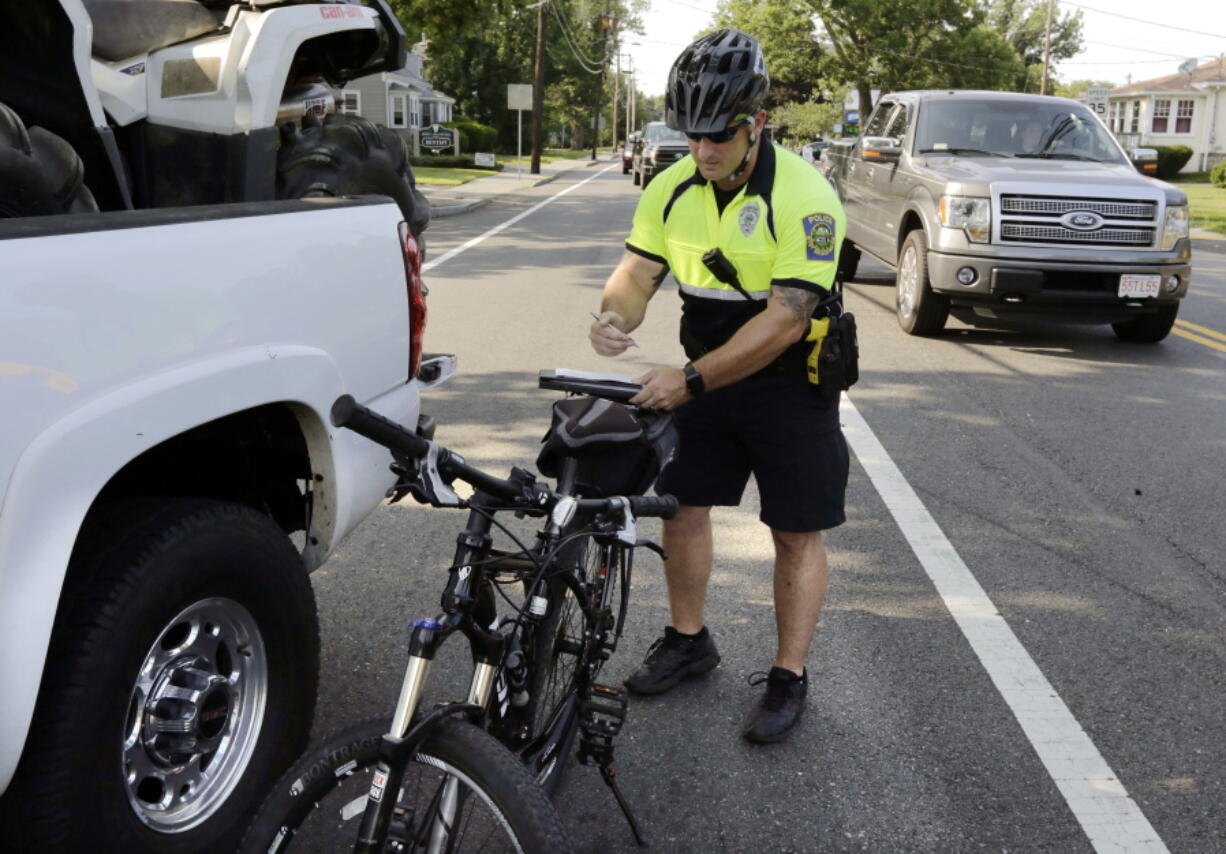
left=724, top=128, right=759, bottom=183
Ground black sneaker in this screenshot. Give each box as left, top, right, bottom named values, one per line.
left=624, top=627, right=721, bottom=695
left=742, top=667, right=807, bottom=744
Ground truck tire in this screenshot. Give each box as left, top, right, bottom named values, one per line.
left=838, top=239, right=861, bottom=282
left=0, top=499, right=319, bottom=854
left=1112, top=303, right=1179, bottom=342
left=276, top=113, right=430, bottom=245
left=895, top=229, right=949, bottom=335
left=0, top=102, right=98, bottom=218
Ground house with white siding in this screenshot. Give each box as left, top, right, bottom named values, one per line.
left=337, top=47, right=455, bottom=153
left=1107, top=56, right=1226, bottom=173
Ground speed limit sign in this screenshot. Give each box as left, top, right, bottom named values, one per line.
left=1084, top=86, right=1109, bottom=119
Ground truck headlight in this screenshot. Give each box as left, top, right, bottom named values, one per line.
left=1161, top=205, right=1189, bottom=251
left=938, top=195, right=991, bottom=243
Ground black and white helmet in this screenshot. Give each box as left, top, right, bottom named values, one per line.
left=665, top=28, right=769, bottom=134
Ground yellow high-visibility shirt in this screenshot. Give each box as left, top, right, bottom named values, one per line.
left=626, top=141, right=845, bottom=353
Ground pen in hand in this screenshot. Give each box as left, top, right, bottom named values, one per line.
left=590, top=312, right=639, bottom=348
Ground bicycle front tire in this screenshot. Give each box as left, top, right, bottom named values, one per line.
left=241, top=716, right=570, bottom=853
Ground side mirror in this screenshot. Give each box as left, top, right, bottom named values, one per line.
left=1131, top=147, right=1159, bottom=175
left=861, top=136, right=902, bottom=162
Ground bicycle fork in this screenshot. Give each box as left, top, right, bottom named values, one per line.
left=355, top=504, right=504, bottom=853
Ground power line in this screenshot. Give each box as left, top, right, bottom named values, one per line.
left=549, top=2, right=604, bottom=73
left=1062, top=56, right=1211, bottom=65
left=550, top=3, right=602, bottom=70
left=1060, top=1, right=1226, bottom=41
left=655, top=0, right=715, bottom=14
left=1083, top=39, right=1210, bottom=59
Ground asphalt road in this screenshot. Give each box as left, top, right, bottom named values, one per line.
left=308, top=161, right=1225, bottom=853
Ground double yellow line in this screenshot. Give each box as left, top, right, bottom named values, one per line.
left=1172, top=318, right=1226, bottom=353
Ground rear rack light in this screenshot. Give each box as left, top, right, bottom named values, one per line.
left=398, top=221, right=427, bottom=379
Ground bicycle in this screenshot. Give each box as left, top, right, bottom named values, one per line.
left=242, top=370, right=676, bottom=852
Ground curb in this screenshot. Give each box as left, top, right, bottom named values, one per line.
left=428, top=198, right=491, bottom=218
left=424, top=171, right=561, bottom=218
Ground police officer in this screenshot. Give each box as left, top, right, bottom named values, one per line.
left=589, top=29, right=849, bottom=743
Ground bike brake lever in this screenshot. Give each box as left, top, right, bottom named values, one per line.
left=634, top=539, right=667, bottom=560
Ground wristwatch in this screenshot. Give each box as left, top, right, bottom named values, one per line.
left=682, top=361, right=705, bottom=396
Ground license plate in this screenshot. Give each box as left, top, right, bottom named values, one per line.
left=1119, top=274, right=1161, bottom=298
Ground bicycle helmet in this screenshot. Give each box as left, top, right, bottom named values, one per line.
left=665, top=28, right=769, bottom=134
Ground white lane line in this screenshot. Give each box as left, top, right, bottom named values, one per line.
left=841, top=397, right=1168, bottom=854
left=422, top=163, right=620, bottom=273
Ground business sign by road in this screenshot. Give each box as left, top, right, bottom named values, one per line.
left=419, top=124, right=456, bottom=153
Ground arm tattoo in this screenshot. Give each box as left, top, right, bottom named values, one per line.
left=770, top=284, right=822, bottom=323
left=650, top=264, right=670, bottom=289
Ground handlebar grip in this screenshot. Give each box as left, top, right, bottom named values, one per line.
left=331, top=395, right=430, bottom=459
left=628, top=495, right=678, bottom=519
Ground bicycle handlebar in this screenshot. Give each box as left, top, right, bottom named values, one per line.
left=330, top=394, right=677, bottom=520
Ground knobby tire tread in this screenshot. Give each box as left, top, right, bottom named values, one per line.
left=241, top=716, right=570, bottom=853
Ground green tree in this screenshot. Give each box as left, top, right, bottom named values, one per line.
left=772, top=98, right=845, bottom=140
left=809, top=0, right=1008, bottom=115
left=985, top=0, right=1083, bottom=91
left=1054, top=78, right=1116, bottom=98
left=391, top=0, right=645, bottom=151
left=712, top=0, right=828, bottom=105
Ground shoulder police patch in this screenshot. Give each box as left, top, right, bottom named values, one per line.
left=803, top=212, right=836, bottom=261
left=739, top=201, right=760, bottom=237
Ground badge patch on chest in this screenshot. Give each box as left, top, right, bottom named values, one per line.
left=738, top=201, right=761, bottom=237
left=803, top=212, right=836, bottom=261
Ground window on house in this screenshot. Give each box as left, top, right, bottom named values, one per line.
left=1130, top=100, right=1140, bottom=133
left=1152, top=99, right=1169, bottom=134
left=340, top=91, right=360, bottom=115
left=410, top=97, right=421, bottom=128
left=1176, top=99, right=1194, bottom=133
left=1109, top=101, right=1118, bottom=132
left=390, top=94, right=406, bottom=128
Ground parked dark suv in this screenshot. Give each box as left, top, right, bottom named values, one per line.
left=632, top=122, right=689, bottom=189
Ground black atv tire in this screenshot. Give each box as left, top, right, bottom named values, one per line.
left=276, top=113, right=430, bottom=245
left=0, top=101, right=98, bottom=218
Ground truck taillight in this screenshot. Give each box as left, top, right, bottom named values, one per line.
left=398, top=221, right=427, bottom=379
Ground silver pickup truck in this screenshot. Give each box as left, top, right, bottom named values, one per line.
left=825, top=90, right=1191, bottom=341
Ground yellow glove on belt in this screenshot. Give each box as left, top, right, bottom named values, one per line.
left=805, top=317, right=831, bottom=385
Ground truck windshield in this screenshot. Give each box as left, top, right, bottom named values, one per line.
left=645, top=124, right=688, bottom=143
left=915, top=100, right=1124, bottom=163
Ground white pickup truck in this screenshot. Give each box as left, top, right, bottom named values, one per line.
left=0, top=197, right=451, bottom=851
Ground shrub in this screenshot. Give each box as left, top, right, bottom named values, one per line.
left=1211, top=160, right=1226, bottom=188
left=1153, top=145, right=1194, bottom=179
left=408, top=154, right=503, bottom=171
left=444, top=117, right=498, bottom=152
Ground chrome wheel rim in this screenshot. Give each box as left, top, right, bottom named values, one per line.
left=123, top=598, right=267, bottom=833
left=897, top=244, right=920, bottom=319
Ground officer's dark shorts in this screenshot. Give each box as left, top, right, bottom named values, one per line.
left=656, top=371, right=849, bottom=533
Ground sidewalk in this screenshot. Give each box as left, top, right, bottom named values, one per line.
left=422, top=153, right=615, bottom=218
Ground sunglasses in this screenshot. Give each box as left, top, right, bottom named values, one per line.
left=685, top=120, right=749, bottom=144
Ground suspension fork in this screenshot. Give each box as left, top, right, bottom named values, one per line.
left=354, top=499, right=505, bottom=852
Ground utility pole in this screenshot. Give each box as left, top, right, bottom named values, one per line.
left=1040, top=0, right=1054, bottom=95
left=529, top=0, right=546, bottom=174
left=593, top=11, right=615, bottom=160
left=618, top=52, right=634, bottom=141
left=612, top=53, right=619, bottom=153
